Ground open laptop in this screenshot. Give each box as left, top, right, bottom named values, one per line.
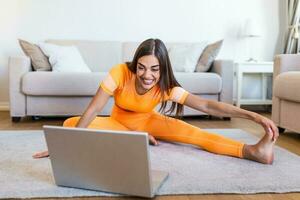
left=43, top=125, right=168, bottom=198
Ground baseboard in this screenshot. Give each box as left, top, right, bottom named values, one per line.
left=0, top=101, right=9, bottom=111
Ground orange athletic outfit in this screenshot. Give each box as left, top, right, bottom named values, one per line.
left=63, top=64, right=244, bottom=158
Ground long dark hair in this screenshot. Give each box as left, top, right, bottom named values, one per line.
left=126, top=38, right=184, bottom=118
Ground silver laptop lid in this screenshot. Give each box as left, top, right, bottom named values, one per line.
left=43, top=125, right=154, bottom=197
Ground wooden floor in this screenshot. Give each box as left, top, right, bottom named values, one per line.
left=1, top=111, right=300, bottom=200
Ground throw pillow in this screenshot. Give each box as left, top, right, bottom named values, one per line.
left=18, top=39, right=51, bottom=71
left=168, top=42, right=207, bottom=72
left=38, top=42, right=91, bottom=72
left=195, top=40, right=223, bottom=72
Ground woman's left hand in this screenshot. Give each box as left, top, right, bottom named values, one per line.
left=254, top=115, right=279, bottom=141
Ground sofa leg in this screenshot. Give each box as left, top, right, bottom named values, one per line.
left=223, top=117, right=231, bottom=121
left=32, top=116, right=42, bottom=121
left=278, top=126, right=285, bottom=133
left=12, top=117, right=21, bottom=122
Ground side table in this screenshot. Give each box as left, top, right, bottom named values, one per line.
left=234, top=61, right=273, bottom=108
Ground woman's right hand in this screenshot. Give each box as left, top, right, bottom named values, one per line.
left=32, top=150, right=49, bottom=159
left=149, top=135, right=159, bottom=146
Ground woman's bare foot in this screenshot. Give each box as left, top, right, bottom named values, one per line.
left=242, top=133, right=275, bottom=164
left=32, top=150, right=49, bottom=159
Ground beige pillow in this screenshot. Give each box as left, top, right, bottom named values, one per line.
left=168, top=42, right=207, bottom=72
left=18, top=39, right=51, bottom=71
left=195, top=40, right=223, bottom=72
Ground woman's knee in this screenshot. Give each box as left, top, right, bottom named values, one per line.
left=63, top=116, right=80, bottom=127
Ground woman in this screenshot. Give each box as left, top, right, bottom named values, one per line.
left=33, top=38, right=279, bottom=164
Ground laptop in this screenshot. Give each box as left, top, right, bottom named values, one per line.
left=43, top=125, right=168, bottom=198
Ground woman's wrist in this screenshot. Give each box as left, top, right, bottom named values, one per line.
left=76, top=110, right=96, bottom=128
left=249, top=112, right=261, bottom=123
left=239, top=108, right=260, bottom=122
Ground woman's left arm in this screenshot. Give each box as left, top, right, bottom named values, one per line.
left=184, top=93, right=279, bottom=141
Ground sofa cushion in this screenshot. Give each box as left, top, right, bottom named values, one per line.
left=274, top=72, right=300, bottom=103
left=18, top=39, right=52, bottom=71
left=195, top=40, right=223, bottom=72
left=38, top=43, right=91, bottom=72
left=22, top=72, right=106, bottom=96
left=22, top=71, right=221, bottom=96
left=46, top=40, right=122, bottom=72
left=174, top=72, right=222, bottom=94
left=168, top=42, right=207, bottom=72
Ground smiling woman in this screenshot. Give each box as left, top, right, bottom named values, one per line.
left=135, top=57, right=160, bottom=94
left=125, top=39, right=185, bottom=117
left=33, top=38, right=279, bottom=165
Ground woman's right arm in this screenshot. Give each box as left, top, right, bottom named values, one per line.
left=76, top=87, right=111, bottom=128
left=32, top=87, right=111, bottom=159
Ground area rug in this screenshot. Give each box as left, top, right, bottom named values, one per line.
left=1, top=129, right=300, bottom=199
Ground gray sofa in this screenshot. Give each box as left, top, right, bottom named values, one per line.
left=9, top=40, right=234, bottom=122
left=272, top=54, right=300, bottom=133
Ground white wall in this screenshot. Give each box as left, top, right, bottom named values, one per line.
left=0, top=0, right=285, bottom=109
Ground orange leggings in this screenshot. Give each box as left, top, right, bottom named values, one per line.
left=63, top=105, right=244, bottom=158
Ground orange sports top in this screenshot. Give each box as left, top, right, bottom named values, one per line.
left=100, top=64, right=189, bottom=113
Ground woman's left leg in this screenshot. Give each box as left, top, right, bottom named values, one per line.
left=140, top=112, right=244, bottom=158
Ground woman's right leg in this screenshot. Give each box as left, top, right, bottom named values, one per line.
left=33, top=116, right=130, bottom=159
left=63, top=116, right=130, bottom=131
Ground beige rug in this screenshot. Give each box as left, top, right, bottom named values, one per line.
left=0, top=129, right=300, bottom=199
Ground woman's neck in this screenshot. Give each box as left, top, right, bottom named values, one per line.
left=135, top=78, right=149, bottom=95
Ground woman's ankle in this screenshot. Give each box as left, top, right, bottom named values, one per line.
left=242, top=143, right=274, bottom=164
left=242, top=144, right=254, bottom=159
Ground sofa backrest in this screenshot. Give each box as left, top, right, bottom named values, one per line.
left=121, top=42, right=140, bottom=64
left=121, top=41, right=206, bottom=64
left=46, top=40, right=122, bottom=72
left=46, top=40, right=208, bottom=72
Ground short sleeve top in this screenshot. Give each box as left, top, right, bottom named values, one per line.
left=100, top=64, right=189, bottom=113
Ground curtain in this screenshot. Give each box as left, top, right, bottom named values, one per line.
left=284, top=0, right=300, bottom=53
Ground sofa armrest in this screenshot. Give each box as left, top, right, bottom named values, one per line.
left=8, top=56, right=32, bottom=117
left=210, top=59, right=234, bottom=104
left=272, top=54, right=300, bottom=125
left=274, top=54, right=300, bottom=78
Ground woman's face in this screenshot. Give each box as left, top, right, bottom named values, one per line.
left=136, top=55, right=160, bottom=93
